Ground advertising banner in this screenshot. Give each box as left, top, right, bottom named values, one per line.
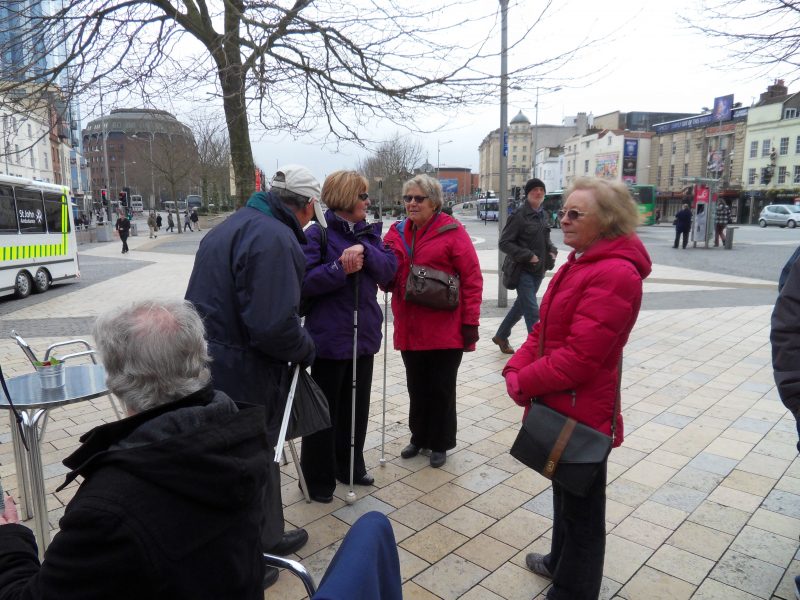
left=712, top=94, right=734, bottom=121
left=440, top=178, right=458, bottom=194
left=595, top=153, right=619, bottom=180
left=622, top=139, right=638, bottom=183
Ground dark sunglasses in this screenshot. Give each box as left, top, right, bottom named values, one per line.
left=358, top=193, right=369, bottom=201
left=402, top=195, right=429, bottom=203
left=558, top=208, right=589, bottom=221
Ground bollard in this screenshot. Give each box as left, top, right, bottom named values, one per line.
left=724, top=226, right=738, bottom=250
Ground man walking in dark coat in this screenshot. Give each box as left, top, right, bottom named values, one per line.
left=115, top=212, right=131, bottom=253
left=0, top=299, right=269, bottom=599
left=673, top=203, right=693, bottom=249
left=492, top=178, right=557, bottom=354
left=185, top=164, right=324, bottom=588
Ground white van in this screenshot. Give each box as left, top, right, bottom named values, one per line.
left=130, top=195, right=144, bottom=214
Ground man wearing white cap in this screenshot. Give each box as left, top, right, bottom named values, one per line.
left=185, top=165, right=325, bottom=588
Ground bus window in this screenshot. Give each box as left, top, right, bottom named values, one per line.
left=44, top=192, right=70, bottom=233
left=14, top=188, right=47, bottom=233
left=0, top=186, right=18, bottom=234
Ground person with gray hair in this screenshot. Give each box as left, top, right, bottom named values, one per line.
left=0, top=299, right=270, bottom=599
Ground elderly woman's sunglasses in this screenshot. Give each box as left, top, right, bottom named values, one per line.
left=558, top=208, right=589, bottom=221
left=402, top=195, right=429, bottom=203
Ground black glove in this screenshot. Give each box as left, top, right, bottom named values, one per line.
left=461, top=324, right=479, bottom=351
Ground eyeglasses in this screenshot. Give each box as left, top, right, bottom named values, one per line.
left=358, top=193, right=369, bottom=201
left=557, top=208, right=589, bottom=221
left=402, top=195, right=429, bottom=203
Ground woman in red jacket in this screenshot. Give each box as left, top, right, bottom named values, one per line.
left=384, top=174, right=483, bottom=468
left=503, top=177, right=651, bottom=600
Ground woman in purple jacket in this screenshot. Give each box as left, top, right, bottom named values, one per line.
left=300, top=170, right=398, bottom=503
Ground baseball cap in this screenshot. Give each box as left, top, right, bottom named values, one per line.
left=271, top=165, right=326, bottom=227
left=524, top=178, right=546, bottom=196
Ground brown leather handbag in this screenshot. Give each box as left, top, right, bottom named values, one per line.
left=404, top=229, right=460, bottom=311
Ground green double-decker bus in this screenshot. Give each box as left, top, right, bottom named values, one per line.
left=628, top=184, right=656, bottom=226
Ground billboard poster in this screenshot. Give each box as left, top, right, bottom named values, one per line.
left=440, top=178, right=458, bottom=194
left=622, top=138, right=638, bottom=183
left=711, top=94, right=734, bottom=121
left=595, top=153, right=618, bottom=179
left=707, top=149, right=726, bottom=178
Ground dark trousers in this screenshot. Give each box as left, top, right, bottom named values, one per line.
left=120, top=233, right=129, bottom=253
left=714, top=223, right=727, bottom=246
left=673, top=229, right=688, bottom=248
left=301, top=356, right=374, bottom=495
left=545, top=463, right=607, bottom=600
left=401, top=349, right=462, bottom=452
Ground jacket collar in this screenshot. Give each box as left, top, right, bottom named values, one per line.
left=246, top=191, right=307, bottom=244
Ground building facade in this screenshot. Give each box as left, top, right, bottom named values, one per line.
left=562, top=129, right=653, bottom=188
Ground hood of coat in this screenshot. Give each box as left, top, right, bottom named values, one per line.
left=247, top=190, right=307, bottom=244
left=59, top=387, right=268, bottom=511
left=569, top=233, right=652, bottom=280
left=324, top=209, right=382, bottom=240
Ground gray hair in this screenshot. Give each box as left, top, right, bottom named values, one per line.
left=93, top=299, right=211, bottom=414
left=565, top=177, right=641, bottom=238
left=402, top=174, right=443, bottom=211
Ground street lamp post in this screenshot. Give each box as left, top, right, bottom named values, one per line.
left=498, top=0, right=509, bottom=308
left=437, top=140, right=453, bottom=177
left=132, top=132, right=156, bottom=210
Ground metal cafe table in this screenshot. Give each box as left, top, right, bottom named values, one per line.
left=0, top=364, right=108, bottom=558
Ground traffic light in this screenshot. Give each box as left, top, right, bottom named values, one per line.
left=119, top=191, right=128, bottom=207
left=100, top=188, right=108, bottom=206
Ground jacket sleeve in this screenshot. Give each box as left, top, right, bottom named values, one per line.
left=512, top=263, right=641, bottom=398
left=0, top=510, right=147, bottom=600
left=771, top=258, right=800, bottom=418
left=503, top=322, right=542, bottom=405
left=236, top=233, right=315, bottom=365
left=302, top=226, right=348, bottom=298
left=362, top=236, right=398, bottom=288
left=451, top=227, right=483, bottom=326
left=383, top=227, right=408, bottom=293
left=498, top=213, right=534, bottom=263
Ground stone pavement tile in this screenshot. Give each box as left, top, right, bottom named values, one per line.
left=401, top=465, right=456, bottom=493
left=631, top=500, right=688, bottom=529
left=438, top=505, right=496, bottom=538
left=651, top=411, right=695, bottom=429
left=485, top=507, right=552, bottom=550
left=611, top=515, right=673, bottom=549
left=467, top=438, right=508, bottom=459
left=619, top=565, right=696, bottom=600
left=729, top=525, right=798, bottom=567
left=400, top=522, right=469, bottom=564
left=692, top=578, right=761, bottom=600
left=458, top=586, right=506, bottom=600
left=707, top=485, right=764, bottom=513
left=649, top=482, right=707, bottom=512
left=620, top=432, right=662, bottom=453
left=605, top=478, right=656, bottom=508
left=372, top=480, right=425, bottom=509
left=522, top=489, right=554, bottom=520
left=266, top=568, right=309, bottom=599
left=659, top=423, right=724, bottom=457
left=370, top=461, right=413, bottom=487
left=689, top=500, right=750, bottom=535
left=668, top=520, right=733, bottom=561
left=295, top=514, right=351, bottom=559
left=630, top=421, right=682, bottom=444
left=762, top=489, right=800, bottom=519
left=722, top=469, right=778, bottom=496
left=731, top=416, right=774, bottom=435
left=646, top=449, right=692, bottom=470
left=389, top=500, right=444, bottom=530
left=468, top=483, right=531, bottom=520
left=605, top=499, right=635, bottom=526
left=686, top=452, right=739, bottom=476
left=720, top=428, right=767, bottom=445
left=330, top=494, right=395, bottom=525
left=480, top=562, right=549, bottom=600
left=602, top=534, right=653, bottom=583
left=748, top=508, right=800, bottom=540
left=455, top=533, right=517, bottom=572
left=737, top=451, right=791, bottom=479
left=487, top=427, right=520, bottom=447
left=710, top=549, right=785, bottom=598
left=608, top=446, right=648, bottom=467
left=401, top=581, right=439, bottom=600
left=776, top=474, right=800, bottom=495
left=451, top=464, right=512, bottom=494
left=397, top=547, right=431, bottom=583
left=754, top=437, right=800, bottom=461
left=775, top=560, right=800, bottom=600
left=704, top=437, right=756, bottom=460
left=388, top=518, right=416, bottom=543
left=607, top=461, right=628, bottom=483
left=487, top=451, right=528, bottom=475
left=670, top=466, right=725, bottom=493
left=647, top=544, right=714, bottom=585
left=620, top=460, right=677, bottom=489
left=413, top=553, right=490, bottom=600
left=416, top=482, right=477, bottom=514
left=598, top=577, right=623, bottom=600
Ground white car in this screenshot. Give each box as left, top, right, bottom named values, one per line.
left=758, top=204, right=800, bottom=228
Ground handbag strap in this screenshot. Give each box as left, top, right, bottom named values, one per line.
left=543, top=418, right=576, bottom=479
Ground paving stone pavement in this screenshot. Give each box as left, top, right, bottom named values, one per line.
left=0, top=222, right=797, bottom=600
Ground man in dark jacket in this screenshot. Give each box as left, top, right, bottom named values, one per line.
left=492, top=178, right=557, bottom=354
left=185, top=164, right=323, bottom=587
left=771, top=256, right=800, bottom=453
left=0, top=299, right=269, bottom=599
left=115, top=212, right=131, bottom=253
left=673, top=203, right=693, bottom=249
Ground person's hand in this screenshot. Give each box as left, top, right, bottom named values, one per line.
left=461, top=324, right=479, bottom=351
left=340, top=244, right=365, bottom=274
left=529, top=254, right=540, bottom=264
left=505, top=372, right=527, bottom=405
left=0, top=495, right=19, bottom=525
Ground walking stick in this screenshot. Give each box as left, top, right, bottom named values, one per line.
left=346, top=272, right=360, bottom=505
left=380, top=290, right=388, bottom=466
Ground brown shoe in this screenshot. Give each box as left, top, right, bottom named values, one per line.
left=492, top=336, right=515, bottom=354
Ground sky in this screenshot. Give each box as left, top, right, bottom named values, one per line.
left=249, top=0, right=785, bottom=181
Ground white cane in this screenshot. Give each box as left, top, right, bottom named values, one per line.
left=346, top=272, right=360, bottom=505
left=380, top=290, right=388, bottom=466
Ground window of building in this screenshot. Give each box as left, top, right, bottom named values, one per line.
left=584, top=159, right=589, bottom=173
left=29, top=150, right=34, bottom=168
left=780, top=137, right=789, bottom=155
left=795, top=166, right=800, bottom=184
left=14, top=144, right=20, bottom=164
left=762, top=139, right=771, bottom=157
left=521, top=155, right=526, bottom=163
left=659, top=144, right=663, bottom=157
left=796, top=136, right=800, bottom=154
left=672, top=142, right=676, bottom=155
left=683, top=163, right=689, bottom=177
left=657, top=166, right=662, bottom=186
left=748, top=168, right=756, bottom=184
left=44, top=153, right=48, bottom=169
left=27, top=123, right=32, bottom=138
left=668, top=164, right=675, bottom=186
left=778, top=166, right=787, bottom=184
left=761, top=167, right=770, bottom=183
left=750, top=141, right=758, bottom=158
left=607, top=137, right=612, bottom=146
left=685, top=140, right=690, bottom=154
left=512, top=155, right=517, bottom=163
left=786, top=108, right=798, bottom=119
left=584, top=141, right=590, bottom=149
left=512, top=145, right=517, bottom=152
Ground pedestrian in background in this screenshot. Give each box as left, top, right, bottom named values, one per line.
left=492, top=178, right=557, bottom=355
left=673, top=203, right=692, bottom=249
left=300, top=170, right=397, bottom=503
left=167, top=211, right=175, bottom=232
left=183, top=210, right=193, bottom=232
left=384, top=174, right=483, bottom=468
left=115, top=212, right=131, bottom=254
left=191, top=209, right=200, bottom=231
left=714, top=198, right=732, bottom=247
left=147, top=211, right=158, bottom=239
left=156, top=212, right=163, bottom=231
left=505, top=177, right=650, bottom=600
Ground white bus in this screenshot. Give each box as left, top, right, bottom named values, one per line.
left=0, top=174, right=80, bottom=299
left=477, top=198, right=499, bottom=221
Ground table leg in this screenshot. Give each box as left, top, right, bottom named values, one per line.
left=22, top=408, right=50, bottom=560
left=9, top=412, right=32, bottom=520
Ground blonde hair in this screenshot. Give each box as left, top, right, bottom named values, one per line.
left=566, top=177, right=641, bottom=238
left=321, top=170, right=368, bottom=212
left=402, top=174, right=443, bottom=211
